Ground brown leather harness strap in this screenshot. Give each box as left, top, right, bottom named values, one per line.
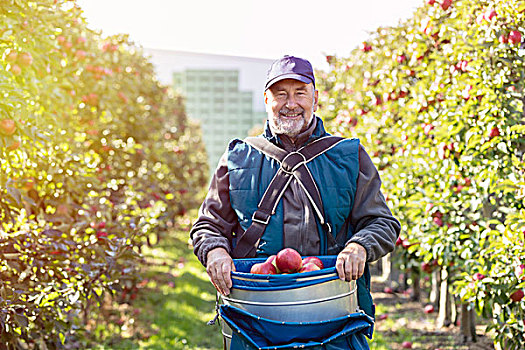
left=231, top=136, right=345, bottom=258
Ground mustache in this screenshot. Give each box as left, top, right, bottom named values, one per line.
left=279, top=107, right=305, bottom=114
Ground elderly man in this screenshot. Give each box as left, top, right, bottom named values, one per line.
left=190, top=56, right=400, bottom=310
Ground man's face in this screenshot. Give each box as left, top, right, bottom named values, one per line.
left=265, top=79, right=319, bottom=139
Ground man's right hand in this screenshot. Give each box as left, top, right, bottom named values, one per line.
left=206, top=247, right=235, bottom=296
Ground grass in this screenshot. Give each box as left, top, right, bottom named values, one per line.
left=93, top=217, right=223, bottom=349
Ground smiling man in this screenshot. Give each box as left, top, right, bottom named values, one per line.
left=190, top=56, right=400, bottom=315
left=266, top=78, right=318, bottom=139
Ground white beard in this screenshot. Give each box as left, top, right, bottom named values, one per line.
left=270, top=113, right=306, bottom=139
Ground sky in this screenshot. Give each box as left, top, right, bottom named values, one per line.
left=76, top=0, right=423, bottom=70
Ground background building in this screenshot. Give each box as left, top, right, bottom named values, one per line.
left=144, top=49, right=274, bottom=173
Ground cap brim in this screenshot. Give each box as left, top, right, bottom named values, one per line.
left=265, top=73, right=314, bottom=91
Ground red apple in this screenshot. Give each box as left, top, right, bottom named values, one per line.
left=17, top=52, right=33, bottom=67
left=378, top=314, right=388, bottom=320
left=423, top=123, right=434, bottom=135
left=510, top=289, right=524, bottom=302
left=302, top=256, right=324, bottom=269
left=0, top=119, right=16, bottom=136
left=383, top=287, right=394, bottom=294
left=299, top=263, right=321, bottom=273
left=75, top=50, right=87, bottom=60
left=396, top=237, right=404, bottom=246
left=360, top=42, right=372, bottom=52
left=421, top=262, right=433, bottom=273
left=250, top=261, right=277, bottom=275
left=488, top=126, right=500, bottom=138
left=276, top=248, right=303, bottom=273
left=509, top=30, right=522, bottom=45
left=5, top=50, right=17, bottom=62
left=484, top=8, right=497, bottom=21
left=424, top=304, right=435, bottom=313
left=96, top=231, right=108, bottom=239
left=9, top=64, right=21, bottom=76
left=473, top=272, right=486, bottom=281
left=440, top=0, right=452, bottom=10
left=499, top=33, right=509, bottom=44
left=266, top=255, right=280, bottom=272
left=427, top=0, right=435, bottom=4
left=402, top=341, right=413, bottom=348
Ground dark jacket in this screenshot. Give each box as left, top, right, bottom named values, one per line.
left=191, top=116, right=400, bottom=266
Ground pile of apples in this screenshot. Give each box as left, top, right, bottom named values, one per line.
left=250, top=248, right=324, bottom=275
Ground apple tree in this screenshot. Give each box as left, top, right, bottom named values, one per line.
left=0, top=0, right=208, bottom=348
left=318, top=0, right=525, bottom=347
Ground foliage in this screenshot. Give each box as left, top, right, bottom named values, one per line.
left=318, top=0, right=525, bottom=347
left=0, top=0, right=208, bottom=348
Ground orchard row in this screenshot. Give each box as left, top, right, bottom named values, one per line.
left=318, top=0, right=525, bottom=348
left=0, top=0, right=208, bottom=347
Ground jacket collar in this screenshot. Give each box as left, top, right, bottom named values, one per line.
left=262, top=116, right=329, bottom=149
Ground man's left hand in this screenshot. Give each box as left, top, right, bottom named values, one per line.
left=336, top=243, right=367, bottom=281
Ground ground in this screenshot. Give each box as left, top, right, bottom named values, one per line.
left=370, top=277, right=496, bottom=350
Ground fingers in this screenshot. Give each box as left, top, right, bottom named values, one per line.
left=336, top=243, right=367, bottom=281
left=206, top=250, right=235, bottom=295
left=207, top=261, right=232, bottom=295
left=336, top=257, right=362, bottom=281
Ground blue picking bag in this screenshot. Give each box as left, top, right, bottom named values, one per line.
left=219, top=304, right=373, bottom=350
left=231, top=256, right=375, bottom=324
left=218, top=256, right=374, bottom=349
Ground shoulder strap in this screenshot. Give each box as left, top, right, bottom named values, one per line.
left=232, top=136, right=344, bottom=258
left=244, top=136, right=287, bottom=162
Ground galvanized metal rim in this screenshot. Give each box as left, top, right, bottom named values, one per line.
left=221, top=285, right=357, bottom=307
left=232, top=272, right=340, bottom=283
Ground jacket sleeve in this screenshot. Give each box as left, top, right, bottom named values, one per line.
left=190, top=152, right=238, bottom=266
left=347, top=144, right=401, bottom=262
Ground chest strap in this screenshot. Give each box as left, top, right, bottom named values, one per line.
left=231, top=135, right=345, bottom=258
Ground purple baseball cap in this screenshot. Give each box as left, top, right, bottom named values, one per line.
left=265, top=55, right=315, bottom=91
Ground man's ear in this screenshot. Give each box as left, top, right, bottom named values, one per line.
left=313, top=89, right=319, bottom=112
left=264, top=91, right=270, bottom=112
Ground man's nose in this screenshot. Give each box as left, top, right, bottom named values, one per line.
left=286, top=96, right=298, bottom=109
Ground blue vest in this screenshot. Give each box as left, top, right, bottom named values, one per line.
left=227, top=117, right=375, bottom=320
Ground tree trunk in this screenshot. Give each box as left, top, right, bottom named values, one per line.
left=411, top=268, right=421, bottom=302
left=429, top=268, right=441, bottom=305
left=460, top=303, right=477, bottom=343
left=384, top=251, right=401, bottom=289
left=437, top=267, right=452, bottom=328
left=381, top=254, right=391, bottom=282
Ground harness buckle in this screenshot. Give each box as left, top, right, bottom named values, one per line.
left=252, top=211, right=271, bottom=225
